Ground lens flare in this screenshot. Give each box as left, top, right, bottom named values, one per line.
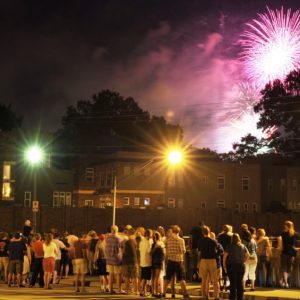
left=241, top=7, right=300, bottom=87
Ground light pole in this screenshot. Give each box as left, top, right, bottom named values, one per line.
left=24, top=145, right=44, bottom=233
left=111, top=147, right=184, bottom=226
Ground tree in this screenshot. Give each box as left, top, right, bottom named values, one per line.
left=0, top=103, right=22, bottom=131
left=56, top=90, right=182, bottom=152
left=231, top=70, right=300, bottom=158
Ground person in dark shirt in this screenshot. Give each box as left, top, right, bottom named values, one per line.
left=189, top=222, right=204, bottom=281
left=278, top=220, right=299, bottom=289
left=7, top=232, right=27, bottom=287
left=0, top=231, right=10, bottom=283
left=23, top=220, right=32, bottom=238
left=198, top=226, right=221, bottom=300
left=218, top=225, right=233, bottom=291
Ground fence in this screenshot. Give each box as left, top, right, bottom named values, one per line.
left=1, top=205, right=300, bottom=235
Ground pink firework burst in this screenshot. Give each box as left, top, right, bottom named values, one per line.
left=241, top=7, right=300, bottom=87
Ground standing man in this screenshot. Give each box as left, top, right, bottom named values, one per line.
left=139, top=229, right=153, bottom=297
left=70, top=235, right=88, bottom=293
left=164, top=225, right=190, bottom=299
left=198, top=226, right=222, bottom=300
left=0, top=232, right=10, bottom=283
left=52, top=233, right=67, bottom=284
left=7, top=232, right=27, bottom=287
left=105, top=225, right=123, bottom=294
left=30, top=233, right=44, bottom=288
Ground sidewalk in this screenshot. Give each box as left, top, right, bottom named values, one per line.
left=61, top=276, right=300, bottom=299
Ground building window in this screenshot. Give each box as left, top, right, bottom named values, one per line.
left=217, top=175, right=225, bottom=190
left=106, top=171, right=113, bottom=187
left=2, top=162, right=15, bottom=200
left=202, top=176, right=207, bottom=184
left=134, top=197, right=140, bottom=206
left=144, top=197, right=150, bottom=206
left=133, top=167, right=140, bottom=175
left=280, top=179, right=286, bottom=192
left=235, top=202, right=240, bottom=213
left=124, top=166, right=131, bottom=175
left=24, top=191, right=31, bottom=208
left=65, top=192, right=72, bottom=206
left=252, top=202, right=258, bottom=213
left=85, top=200, right=94, bottom=207
left=267, top=178, right=273, bottom=192
left=217, top=199, right=226, bottom=208
left=292, top=179, right=298, bottom=192
left=53, top=191, right=60, bottom=207
left=244, top=202, right=249, bottom=213
left=123, top=197, right=130, bottom=206
left=167, top=198, right=176, bottom=208
left=59, top=192, right=66, bottom=206
left=106, top=201, right=112, bottom=207
left=99, top=202, right=105, bottom=209
left=201, top=201, right=206, bottom=209
left=85, top=168, right=94, bottom=182
left=178, top=198, right=184, bottom=209
left=242, top=176, right=250, bottom=191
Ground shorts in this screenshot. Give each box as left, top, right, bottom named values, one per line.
left=165, top=260, right=185, bottom=281
left=73, top=258, right=88, bottom=275
left=8, top=260, right=23, bottom=275
left=23, top=256, right=30, bottom=275
left=43, top=257, right=55, bottom=273
left=122, top=264, right=138, bottom=278
left=0, top=257, right=9, bottom=273
left=199, top=259, right=219, bottom=281
left=281, top=254, right=294, bottom=273
left=140, top=266, right=152, bottom=280
left=97, top=258, right=108, bottom=276
left=55, top=259, right=61, bottom=272
left=107, top=265, right=122, bottom=274
left=152, top=262, right=163, bottom=270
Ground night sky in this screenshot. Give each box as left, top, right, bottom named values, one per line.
left=1, top=0, right=299, bottom=152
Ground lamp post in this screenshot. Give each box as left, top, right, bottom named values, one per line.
left=111, top=147, right=184, bottom=226
left=24, top=145, right=44, bottom=233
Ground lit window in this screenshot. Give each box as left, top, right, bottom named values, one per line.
left=65, top=192, right=72, bottom=206
left=217, top=199, right=225, bottom=208
left=235, top=202, right=240, bottom=213
left=24, top=191, right=31, bottom=208
left=123, top=197, right=130, bottom=206
left=144, top=198, right=150, bottom=206
left=217, top=176, right=225, bottom=190
left=178, top=198, right=184, bottom=209
left=242, top=176, right=250, bottom=191
left=124, top=166, right=131, bottom=175
left=252, top=202, right=258, bottom=213
left=201, top=201, right=206, bottom=209
left=106, top=202, right=112, bottom=207
left=134, top=197, right=140, bottom=206
left=99, top=202, right=105, bottom=209
left=85, top=200, right=94, bottom=207
left=2, top=162, right=15, bottom=200
left=280, top=179, right=286, bottom=192
left=85, top=168, right=94, bottom=182
left=53, top=191, right=60, bottom=207
left=244, top=202, right=249, bottom=213
left=167, top=198, right=176, bottom=208
left=292, top=179, right=298, bottom=192
left=60, top=192, right=66, bottom=206
left=267, top=178, right=273, bottom=192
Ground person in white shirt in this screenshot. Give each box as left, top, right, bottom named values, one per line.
left=43, top=234, right=58, bottom=289
left=139, top=229, right=153, bottom=296
left=52, top=233, right=67, bottom=284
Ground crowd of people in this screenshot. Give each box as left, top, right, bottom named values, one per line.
left=0, top=219, right=299, bottom=300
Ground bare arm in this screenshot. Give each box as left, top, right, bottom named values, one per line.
left=223, top=252, right=228, bottom=272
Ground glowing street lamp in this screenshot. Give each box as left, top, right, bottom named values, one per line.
left=167, top=149, right=183, bottom=165
left=24, top=145, right=45, bottom=233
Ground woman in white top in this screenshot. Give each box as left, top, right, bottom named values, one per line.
left=43, top=233, right=58, bottom=289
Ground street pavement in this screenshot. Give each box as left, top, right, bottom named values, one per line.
left=0, top=280, right=300, bottom=300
